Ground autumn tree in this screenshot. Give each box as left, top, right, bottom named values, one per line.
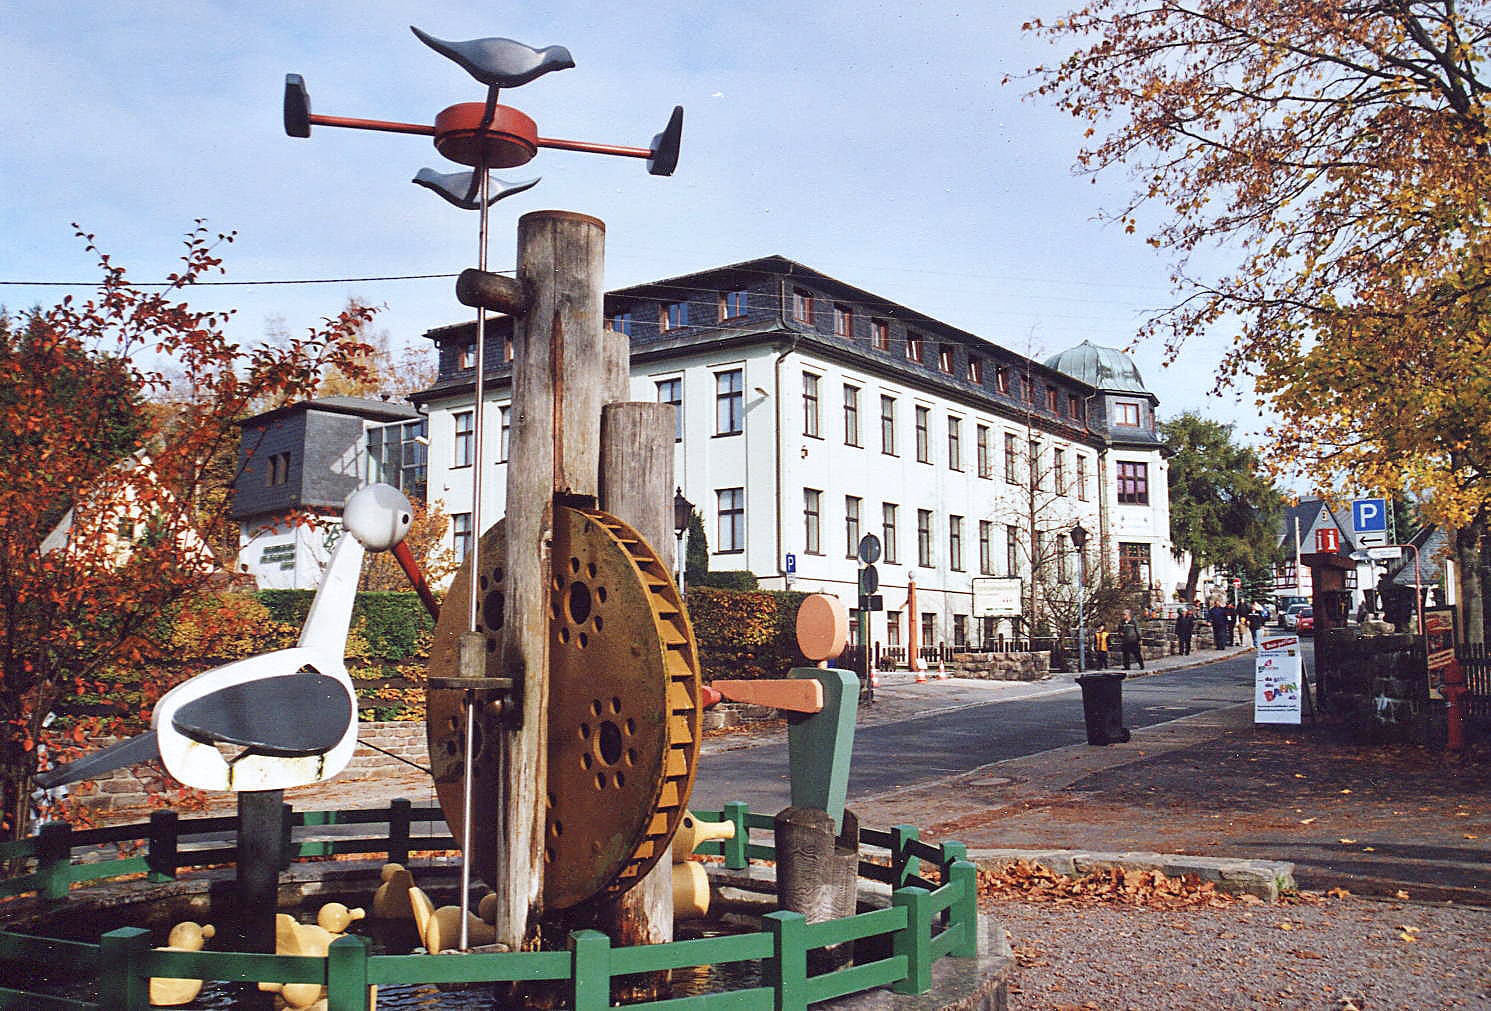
left=0, top=223, right=376, bottom=839
left=358, top=497, right=458, bottom=592
left=1161, top=413, right=1285, bottom=601
left=1025, top=1, right=1491, bottom=638
left=316, top=297, right=437, bottom=400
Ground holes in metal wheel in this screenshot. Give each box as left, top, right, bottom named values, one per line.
left=596, top=585, right=608, bottom=604
left=596, top=721, right=624, bottom=766
left=590, top=699, right=603, bottom=717
left=490, top=565, right=504, bottom=584
left=483, top=590, right=505, bottom=631
left=545, top=846, right=555, bottom=863
left=558, top=627, right=571, bottom=645
left=580, top=752, right=593, bottom=770
left=594, top=772, right=608, bottom=790
left=577, top=632, right=589, bottom=649
left=579, top=723, right=591, bottom=741
left=567, top=581, right=592, bottom=624
left=550, top=820, right=564, bottom=838
left=593, top=615, right=604, bottom=633
left=587, top=562, right=598, bottom=579
left=613, top=771, right=625, bottom=790
left=569, top=556, right=581, bottom=574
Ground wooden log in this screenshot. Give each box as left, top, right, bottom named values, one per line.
left=492, top=210, right=607, bottom=949
left=775, top=805, right=859, bottom=973
left=712, top=679, right=824, bottom=713
left=596, top=401, right=676, bottom=985
left=456, top=267, right=529, bottom=316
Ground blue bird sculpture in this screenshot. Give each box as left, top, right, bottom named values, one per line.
left=413, top=168, right=540, bottom=210
left=410, top=27, right=574, bottom=89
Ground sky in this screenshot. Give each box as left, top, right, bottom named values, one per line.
left=0, top=3, right=1266, bottom=440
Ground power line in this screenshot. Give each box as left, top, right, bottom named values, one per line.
left=0, top=271, right=497, bottom=288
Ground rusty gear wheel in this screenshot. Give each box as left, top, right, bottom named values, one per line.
left=427, top=506, right=702, bottom=910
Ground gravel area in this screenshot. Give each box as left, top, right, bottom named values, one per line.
left=988, top=896, right=1491, bottom=1009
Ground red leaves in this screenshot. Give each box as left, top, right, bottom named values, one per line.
left=977, top=859, right=1237, bottom=910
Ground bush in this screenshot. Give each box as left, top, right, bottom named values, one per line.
left=254, top=589, right=432, bottom=661
left=694, top=570, right=759, bottom=590
left=686, top=586, right=810, bottom=681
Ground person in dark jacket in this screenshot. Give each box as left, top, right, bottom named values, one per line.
left=1246, top=603, right=1266, bottom=647
left=1118, top=609, right=1144, bottom=670
left=1223, top=603, right=1238, bottom=646
left=1207, top=601, right=1229, bottom=650
left=1175, top=606, right=1195, bottom=655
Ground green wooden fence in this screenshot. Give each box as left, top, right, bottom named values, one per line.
left=0, top=800, right=979, bottom=1010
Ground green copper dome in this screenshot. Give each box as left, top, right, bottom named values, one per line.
left=1044, top=340, right=1149, bottom=394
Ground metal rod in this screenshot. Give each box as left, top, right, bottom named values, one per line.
left=307, top=113, right=436, bottom=136
left=459, top=689, right=476, bottom=951
left=536, top=136, right=653, bottom=159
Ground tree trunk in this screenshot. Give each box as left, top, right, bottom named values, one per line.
left=1455, top=519, right=1485, bottom=644
left=1183, top=558, right=1201, bottom=604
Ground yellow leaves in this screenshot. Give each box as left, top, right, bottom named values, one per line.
left=976, top=860, right=1236, bottom=910
left=1398, top=924, right=1421, bottom=943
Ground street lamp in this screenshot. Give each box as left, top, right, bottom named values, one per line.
left=673, top=486, right=693, bottom=594
left=1070, top=522, right=1089, bottom=673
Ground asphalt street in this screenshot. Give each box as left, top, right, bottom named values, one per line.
left=689, top=647, right=1277, bottom=815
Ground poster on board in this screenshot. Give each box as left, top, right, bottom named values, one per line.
left=1423, top=605, right=1458, bottom=699
left=1255, top=633, right=1304, bottom=724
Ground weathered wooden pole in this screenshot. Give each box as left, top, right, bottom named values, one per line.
left=493, top=210, right=608, bottom=949
left=597, top=401, right=677, bottom=973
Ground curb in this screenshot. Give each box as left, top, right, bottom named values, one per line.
left=966, top=847, right=1296, bottom=902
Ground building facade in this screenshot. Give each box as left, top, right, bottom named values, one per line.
left=231, top=396, right=426, bottom=589
left=409, top=257, right=1179, bottom=648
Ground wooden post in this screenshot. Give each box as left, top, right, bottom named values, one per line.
left=493, top=210, right=608, bottom=949
left=597, top=401, right=676, bottom=987
left=775, top=806, right=859, bottom=973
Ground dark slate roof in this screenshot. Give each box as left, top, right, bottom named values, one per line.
left=241, top=396, right=419, bottom=429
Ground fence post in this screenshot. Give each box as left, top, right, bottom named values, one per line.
left=147, top=810, right=179, bottom=883
left=326, top=933, right=371, bottom=1011
left=300, top=809, right=334, bottom=858
left=280, top=802, right=295, bottom=869
left=388, top=798, right=412, bottom=865
left=569, top=928, right=613, bottom=1011
left=946, top=861, right=979, bottom=958
left=890, top=887, right=933, bottom=994
left=99, top=926, right=151, bottom=1009
left=891, top=824, right=919, bottom=887
left=36, top=821, right=72, bottom=900
left=763, top=910, right=808, bottom=1011
left=722, top=801, right=750, bottom=869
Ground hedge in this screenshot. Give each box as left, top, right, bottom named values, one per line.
left=685, top=586, right=810, bottom=681
left=256, top=589, right=434, bottom=660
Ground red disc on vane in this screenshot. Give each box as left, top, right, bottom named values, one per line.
left=433, top=102, right=539, bottom=168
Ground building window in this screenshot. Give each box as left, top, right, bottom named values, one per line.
left=721, top=290, right=748, bottom=319
left=880, top=395, right=897, bottom=456
left=1004, top=433, right=1018, bottom=484
left=1077, top=455, right=1090, bottom=501
left=979, top=520, right=993, bottom=574
left=609, top=312, right=633, bottom=336
left=915, top=406, right=931, bottom=463
left=953, top=614, right=968, bottom=647
left=1116, top=401, right=1141, bottom=426
left=452, top=513, right=472, bottom=563
left=833, top=303, right=854, bottom=337
left=366, top=418, right=427, bottom=502
left=1006, top=524, right=1019, bottom=578
left=803, top=488, right=822, bottom=554
left=803, top=372, right=821, bottom=438
left=967, top=357, right=984, bottom=384
left=1068, top=394, right=1083, bottom=421
left=792, top=289, right=814, bottom=323
left=947, top=416, right=962, bottom=471
left=1119, top=542, right=1152, bottom=588
left=499, top=407, right=511, bottom=463
left=656, top=377, right=683, bottom=442
left=717, top=488, right=745, bottom=552
left=662, top=301, right=689, bottom=331
left=949, top=515, right=964, bottom=571
left=917, top=509, right=934, bottom=567
left=1117, top=461, right=1150, bottom=505
left=882, top=503, right=899, bottom=564
left=453, top=410, right=474, bottom=468
left=921, top=612, right=937, bottom=647
left=716, top=369, right=744, bottom=436
left=938, top=344, right=956, bottom=374
left=267, top=451, right=291, bottom=487
left=906, top=333, right=925, bottom=363
left=503, top=334, right=514, bottom=363
left=843, top=384, right=861, bottom=446
left=886, top=610, right=902, bottom=646
left=871, top=319, right=891, bottom=351
left=977, top=425, right=992, bottom=479
left=1028, top=439, right=1041, bottom=490
left=1045, top=385, right=1059, bottom=412
left=1058, top=533, right=1071, bottom=583
left=1053, top=448, right=1066, bottom=496
left=845, top=495, right=862, bottom=558
left=996, top=367, right=1011, bottom=394
left=457, top=342, right=475, bottom=369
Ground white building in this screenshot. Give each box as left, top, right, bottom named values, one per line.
left=410, top=257, right=1178, bottom=647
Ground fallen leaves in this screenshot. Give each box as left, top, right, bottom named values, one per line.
left=976, top=860, right=1236, bottom=910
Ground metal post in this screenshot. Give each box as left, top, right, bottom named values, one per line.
left=1077, top=551, right=1087, bottom=674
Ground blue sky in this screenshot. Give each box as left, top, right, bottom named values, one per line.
left=0, top=3, right=1262, bottom=437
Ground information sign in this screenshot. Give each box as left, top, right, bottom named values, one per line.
left=972, top=577, right=1022, bottom=618
left=1254, top=633, right=1304, bottom=725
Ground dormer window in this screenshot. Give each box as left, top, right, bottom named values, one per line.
left=833, top=303, right=854, bottom=337
left=871, top=319, right=891, bottom=350
left=721, top=290, right=748, bottom=319
left=938, top=344, right=956, bottom=374
left=662, top=301, right=689, bottom=331
left=457, top=342, right=474, bottom=369
left=967, top=357, right=984, bottom=383
left=1045, top=385, right=1059, bottom=412
left=906, top=333, right=926, bottom=363
left=792, top=289, right=814, bottom=323
left=996, top=367, right=1011, bottom=394
left=609, top=311, right=634, bottom=336
left=1116, top=401, right=1141, bottom=426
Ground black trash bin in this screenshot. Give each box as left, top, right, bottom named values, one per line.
left=1076, top=672, right=1131, bottom=745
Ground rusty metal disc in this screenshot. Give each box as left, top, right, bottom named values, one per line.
left=427, top=506, right=702, bottom=910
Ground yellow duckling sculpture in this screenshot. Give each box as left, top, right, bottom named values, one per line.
left=148, top=921, right=215, bottom=1007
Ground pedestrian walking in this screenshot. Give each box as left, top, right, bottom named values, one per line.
left=1207, top=600, right=1228, bottom=650
left=1246, top=603, right=1265, bottom=647
left=1118, top=609, right=1144, bottom=670
left=1175, top=606, right=1195, bottom=655
left=1092, top=624, right=1110, bottom=670
left=1223, top=602, right=1238, bottom=646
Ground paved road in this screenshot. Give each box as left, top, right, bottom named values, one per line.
left=690, top=647, right=1282, bottom=815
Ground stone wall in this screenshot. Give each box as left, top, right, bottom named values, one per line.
left=946, top=651, right=1051, bottom=682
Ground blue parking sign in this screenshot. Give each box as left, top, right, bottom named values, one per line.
left=785, top=553, right=797, bottom=574
left=1352, top=498, right=1387, bottom=533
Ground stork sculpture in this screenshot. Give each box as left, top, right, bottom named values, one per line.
left=37, top=483, right=415, bottom=793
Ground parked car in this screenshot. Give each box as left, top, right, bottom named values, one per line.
left=1295, top=607, right=1315, bottom=635
left=1283, top=603, right=1311, bottom=630
left=1277, top=596, right=1308, bottom=626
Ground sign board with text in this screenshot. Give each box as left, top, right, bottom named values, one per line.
left=1254, top=633, right=1304, bottom=725
left=972, top=577, right=1023, bottom=618
left=1315, top=527, right=1340, bottom=553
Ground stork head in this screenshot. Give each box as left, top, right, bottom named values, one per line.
left=343, top=484, right=414, bottom=552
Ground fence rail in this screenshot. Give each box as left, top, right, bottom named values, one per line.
left=1460, top=642, right=1491, bottom=722
left=0, top=799, right=978, bottom=1011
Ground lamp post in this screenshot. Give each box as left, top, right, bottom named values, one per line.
left=673, top=487, right=694, bottom=595
left=1070, top=522, right=1089, bottom=673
